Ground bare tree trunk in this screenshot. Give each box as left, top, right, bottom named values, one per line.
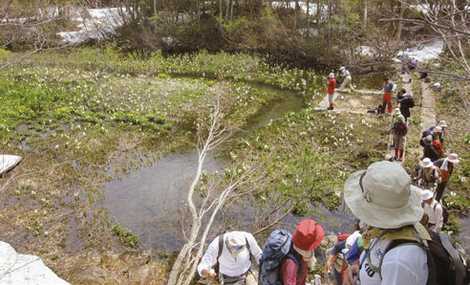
left=396, top=1, right=404, bottom=42
left=363, top=0, right=368, bottom=29
left=167, top=97, right=256, bottom=285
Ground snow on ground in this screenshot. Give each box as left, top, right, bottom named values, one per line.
left=397, top=39, right=444, bottom=62
left=57, top=8, right=127, bottom=45
left=356, top=46, right=376, bottom=57
left=271, top=1, right=327, bottom=17
left=0, top=241, right=69, bottom=284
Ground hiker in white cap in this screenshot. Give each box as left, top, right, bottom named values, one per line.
left=416, top=158, right=439, bottom=190
left=344, top=161, right=428, bottom=285
left=197, top=231, right=262, bottom=285
left=338, top=66, right=354, bottom=91
left=421, top=190, right=444, bottom=232
left=433, top=153, right=460, bottom=202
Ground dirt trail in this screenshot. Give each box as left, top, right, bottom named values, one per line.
left=420, top=81, right=437, bottom=130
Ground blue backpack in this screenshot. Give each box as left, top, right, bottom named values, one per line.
left=259, top=229, right=300, bottom=285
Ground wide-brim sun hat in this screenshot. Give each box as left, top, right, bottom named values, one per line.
left=292, top=219, right=325, bottom=251
left=344, top=161, right=423, bottom=229
left=420, top=158, right=433, bottom=168
left=447, top=153, right=460, bottom=164
left=421, top=190, right=434, bottom=201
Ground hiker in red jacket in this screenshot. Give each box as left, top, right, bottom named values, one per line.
left=281, top=219, right=324, bottom=285
left=327, top=73, right=336, bottom=110
left=382, top=78, right=394, bottom=114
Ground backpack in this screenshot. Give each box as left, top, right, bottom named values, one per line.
left=361, top=226, right=468, bottom=285
left=393, top=122, right=408, bottom=136
left=259, top=229, right=300, bottom=285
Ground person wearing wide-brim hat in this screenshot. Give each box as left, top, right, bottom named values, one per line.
left=433, top=153, right=460, bottom=202
left=344, top=161, right=428, bottom=285
left=416, top=157, right=439, bottom=190
left=421, top=190, right=444, bottom=233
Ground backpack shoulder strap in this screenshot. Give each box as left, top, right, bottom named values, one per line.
left=217, top=234, right=225, bottom=262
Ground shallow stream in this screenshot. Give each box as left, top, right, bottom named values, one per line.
left=103, top=83, right=355, bottom=251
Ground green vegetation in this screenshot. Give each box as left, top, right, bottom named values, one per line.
left=112, top=224, right=139, bottom=248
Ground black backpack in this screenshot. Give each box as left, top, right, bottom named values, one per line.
left=369, top=231, right=469, bottom=285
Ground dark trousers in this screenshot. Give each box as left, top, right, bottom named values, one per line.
left=435, top=181, right=448, bottom=202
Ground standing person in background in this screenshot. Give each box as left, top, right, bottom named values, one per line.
left=391, top=109, right=408, bottom=161
left=197, top=231, right=262, bottom=285
left=338, top=66, right=354, bottom=91
left=382, top=78, right=394, bottom=114
left=434, top=153, right=460, bottom=202
left=421, top=190, right=444, bottom=233
left=327, top=73, right=336, bottom=110
left=397, top=88, right=414, bottom=122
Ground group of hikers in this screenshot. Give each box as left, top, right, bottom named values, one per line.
left=195, top=62, right=467, bottom=285
left=197, top=161, right=467, bottom=285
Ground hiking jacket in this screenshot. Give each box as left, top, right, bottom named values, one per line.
left=327, top=78, right=336, bottom=95
left=434, top=158, right=454, bottom=182
left=280, top=252, right=307, bottom=285
left=197, top=231, right=262, bottom=277
left=422, top=142, right=440, bottom=162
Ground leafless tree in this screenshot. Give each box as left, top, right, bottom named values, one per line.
left=167, top=96, right=258, bottom=285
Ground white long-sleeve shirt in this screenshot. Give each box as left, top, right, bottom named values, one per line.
left=197, top=231, right=263, bottom=277
left=423, top=200, right=444, bottom=232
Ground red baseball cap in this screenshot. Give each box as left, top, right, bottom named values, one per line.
left=292, top=219, right=325, bottom=251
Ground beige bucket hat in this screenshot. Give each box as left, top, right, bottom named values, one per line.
left=344, top=161, right=423, bottom=229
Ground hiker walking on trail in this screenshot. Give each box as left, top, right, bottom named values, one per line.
left=416, top=158, right=439, bottom=190
left=344, top=161, right=428, bottom=285
left=197, top=231, right=262, bottom=285
left=421, top=190, right=444, bottom=233
left=338, top=66, right=354, bottom=91
left=391, top=109, right=407, bottom=161
left=327, top=73, right=336, bottom=110
left=420, top=121, right=448, bottom=147
left=431, top=126, right=445, bottom=157
left=433, top=153, right=460, bottom=202
left=421, top=135, right=440, bottom=162
left=259, top=219, right=324, bottom=285
left=382, top=78, right=394, bottom=114
left=397, top=89, right=414, bottom=122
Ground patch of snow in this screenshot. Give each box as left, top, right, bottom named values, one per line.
left=356, top=46, right=376, bottom=57
left=58, top=7, right=128, bottom=44
left=0, top=241, right=69, bottom=284
left=271, top=1, right=327, bottom=17
left=397, top=39, right=444, bottom=62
